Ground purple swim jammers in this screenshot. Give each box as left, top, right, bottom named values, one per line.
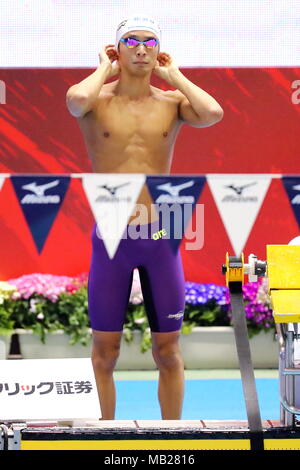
left=87, top=219, right=186, bottom=332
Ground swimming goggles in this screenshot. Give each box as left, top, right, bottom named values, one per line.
left=119, top=37, right=159, bottom=49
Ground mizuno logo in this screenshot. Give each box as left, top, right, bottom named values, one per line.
left=95, top=182, right=131, bottom=203
left=155, top=181, right=195, bottom=204
left=117, top=19, right=128, bottom=31
left=156, top=181, right=194, bottom=197
left=21, top=180, right=60, bottom=204
left=291, top=195, right=300, bottom=204
left=98, top=183, right=130, bottom=196
left=22, top=180, right=60, bottom=196
left=286, top=184, right=300, bottom=204
left=224, top=182, right=257, bottom=195
left=222, top=181, right=258, bottom=203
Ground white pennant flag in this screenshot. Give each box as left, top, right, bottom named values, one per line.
left=207, top=174, right=271, bottom=256
left=82, top=173, right=145, bottom=259
left=0, top=175, right=6, bottom=192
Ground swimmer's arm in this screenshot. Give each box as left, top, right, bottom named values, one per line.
left=170, top=71, right=224, bottom=128
left=66, top=62, right=111, bottom=118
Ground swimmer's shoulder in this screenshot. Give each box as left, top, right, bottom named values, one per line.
left=96, top=81, right=117, bottom=101
left=76, top=82, right=116, bottom=121
left=150, top=85, right=182, bottom=105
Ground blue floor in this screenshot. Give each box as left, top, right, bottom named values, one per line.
left=115, top=379, right=280, bottom=420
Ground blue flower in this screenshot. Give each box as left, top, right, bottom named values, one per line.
left=184, top=279, right=273, bottom=332
left=185, top=282, right=229, bottom=307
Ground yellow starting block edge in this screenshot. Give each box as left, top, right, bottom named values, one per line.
left=270, top=289, right=300, bottom=323
left=20, top=437, right=300, bottom=451
left=267, top=245, right=300, bottom=290
left=273, top=314, right=300, bottom=324
left=21, top=438, right=250, bottom=451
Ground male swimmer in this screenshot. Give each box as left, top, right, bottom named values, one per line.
left=66, top=15, right=223, bottom=420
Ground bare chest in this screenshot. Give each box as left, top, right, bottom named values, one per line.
left=80, top=93, right=180, bottom=144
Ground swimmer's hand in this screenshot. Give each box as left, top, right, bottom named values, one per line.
left=98, top=45, right=120, bottom=78
left=153, top=52, right=180, bottom=83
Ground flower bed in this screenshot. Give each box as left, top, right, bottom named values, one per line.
left=0, top=281, right=16, bottom=335
left=7, top=272, right=90, bottom=345
left=0, top=269, right=274, bottom=353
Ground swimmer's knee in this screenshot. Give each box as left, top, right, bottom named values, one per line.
left=151, top=337, right=183, bottom=370
left=91, top=330, right=122, bottom=371
left=92, top=345, right=120, bottom=372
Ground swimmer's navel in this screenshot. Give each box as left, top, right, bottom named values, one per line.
left=103, top=132, right=110, bottom=138
left=163, top=131, right=168, bottom=137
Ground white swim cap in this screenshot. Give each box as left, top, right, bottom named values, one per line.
left=115, top=15, right=161, bottom=50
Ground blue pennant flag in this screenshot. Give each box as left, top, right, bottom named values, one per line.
left=282, top=176, right=300, bottom=228
left=11, top=175, right=71, bottom=253
left=146, top=175, right=206, bottom=252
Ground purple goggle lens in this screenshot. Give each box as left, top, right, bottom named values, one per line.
left=123, top=37, right=158, bottom=48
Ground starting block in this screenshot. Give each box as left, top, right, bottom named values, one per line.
left=223, top=243, right=300, bottom=433
left=267, top=245, right=300, bottom=323
left=265, top=244, right=300, bottom=427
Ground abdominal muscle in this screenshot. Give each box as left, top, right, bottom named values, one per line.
left=91, top=157, right=170, bottom=226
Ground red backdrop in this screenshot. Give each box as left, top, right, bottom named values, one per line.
left=0, top=67, right=299, bottom=284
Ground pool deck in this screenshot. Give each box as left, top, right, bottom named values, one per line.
left=114, top=369, right=279, bottom=380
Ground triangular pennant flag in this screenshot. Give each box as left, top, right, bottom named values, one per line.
left=207, top=175, right=271, bottom=256
left=0, top=175, right=6, bottom=192
left=146, top=175, right=206, bottom=252
left=282, top=176, right=300, bottom=228
left=11, top=175, right=71, bottom=253
left=82, top=173, right=146, bottom=259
